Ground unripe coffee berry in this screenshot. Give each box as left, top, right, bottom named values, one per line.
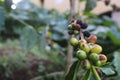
left=74, top=30, right=79, bottom=35
left=70, top=37, right=78, bottom=46
left=99, top=54, right=107, bottom=64
left=95, top=61, right=102, bottom=67
left=76, top=50, right=87, bottom=60
left=78, top=39, right=87, bottom=45
left=91, top=44, right=102, bottom=54
left=89, top=53, right=99, bottom=62
left=80, top=43, right=90, bottom=53
left=68, top=24, right=73, bottom=30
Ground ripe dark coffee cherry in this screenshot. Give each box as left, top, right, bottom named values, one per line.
left=76, top=50, right=87, bottom=60
left=89, top=53, right=99, bottom=62
left=74, top=24, right=81, bottom=31
left=81, top=23, right=88, bottom=29
left=88, top=35, right=97, bottom=43
left=99, top=54, right=107, bottom=64
left=68, top=30, right=74, bottom=35
left=91, top=44, right=102, bottom=54
left=76, top=18, right=83, bottom=26
left=70, top=37, right=78, bottom=46
left=82, top=59, right=91, bottom=70
left=83, top=31, right=91, bottom=37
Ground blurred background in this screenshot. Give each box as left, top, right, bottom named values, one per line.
left=0, top=0, right=120, bottom=80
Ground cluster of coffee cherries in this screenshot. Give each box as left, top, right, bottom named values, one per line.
left=68, top=18, right=107, bottom=70
left=68, top=19, right=88, bottom=35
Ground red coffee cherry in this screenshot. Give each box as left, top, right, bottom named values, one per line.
left=82, top=59, right=91, bottom=70
left=74, top=24, right=81, bottom=31
left=99, top=54, right=107, bottom=64
left=88, top=35, right=97, bottom=43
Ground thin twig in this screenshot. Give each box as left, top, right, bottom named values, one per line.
left=64, top=0, right=75, bottom=76
left=92, top=66, right=101, bottom=80
left=80, top=29, right=84, bottom=40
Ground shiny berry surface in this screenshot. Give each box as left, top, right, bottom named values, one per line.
left=83, top=31, right=91, bottom=37
left=88, top=35, right=97, bottom=43
left=68, top=30, right=74, bottom=35
left=81, top=23, right=88, bottom=29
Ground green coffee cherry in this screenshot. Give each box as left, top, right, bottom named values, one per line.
left=95, top=61, right=102, bottom=67
left=68, top=24, right=73, bottom=29
left=74, top=30, right=79, bottom=35
left=76, top=50, right=87, bottom=60
left=70, top=37, right=78, bottom=46
left=89, top=53, right=99, bottom=62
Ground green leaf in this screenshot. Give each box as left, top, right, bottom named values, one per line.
left=100, top=67, right=115, bottom=76
left=102, top=16, right=115, bottom=26
left=65, top=60, right=81, bottom=80
left=113, top=51, right=120, bottom=76
left=0, top=7, right=5, bottom=31
left=100, top=62, right=115, bottom=76
left=19, top=26, right=38, bottom=50
left=107, top=26, right=120, bottom=45
left=83, top=12, right=97, bottom=18
left=81, top=69, right=92, bottom=80
left=84, top=0, right=97, bottom=12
